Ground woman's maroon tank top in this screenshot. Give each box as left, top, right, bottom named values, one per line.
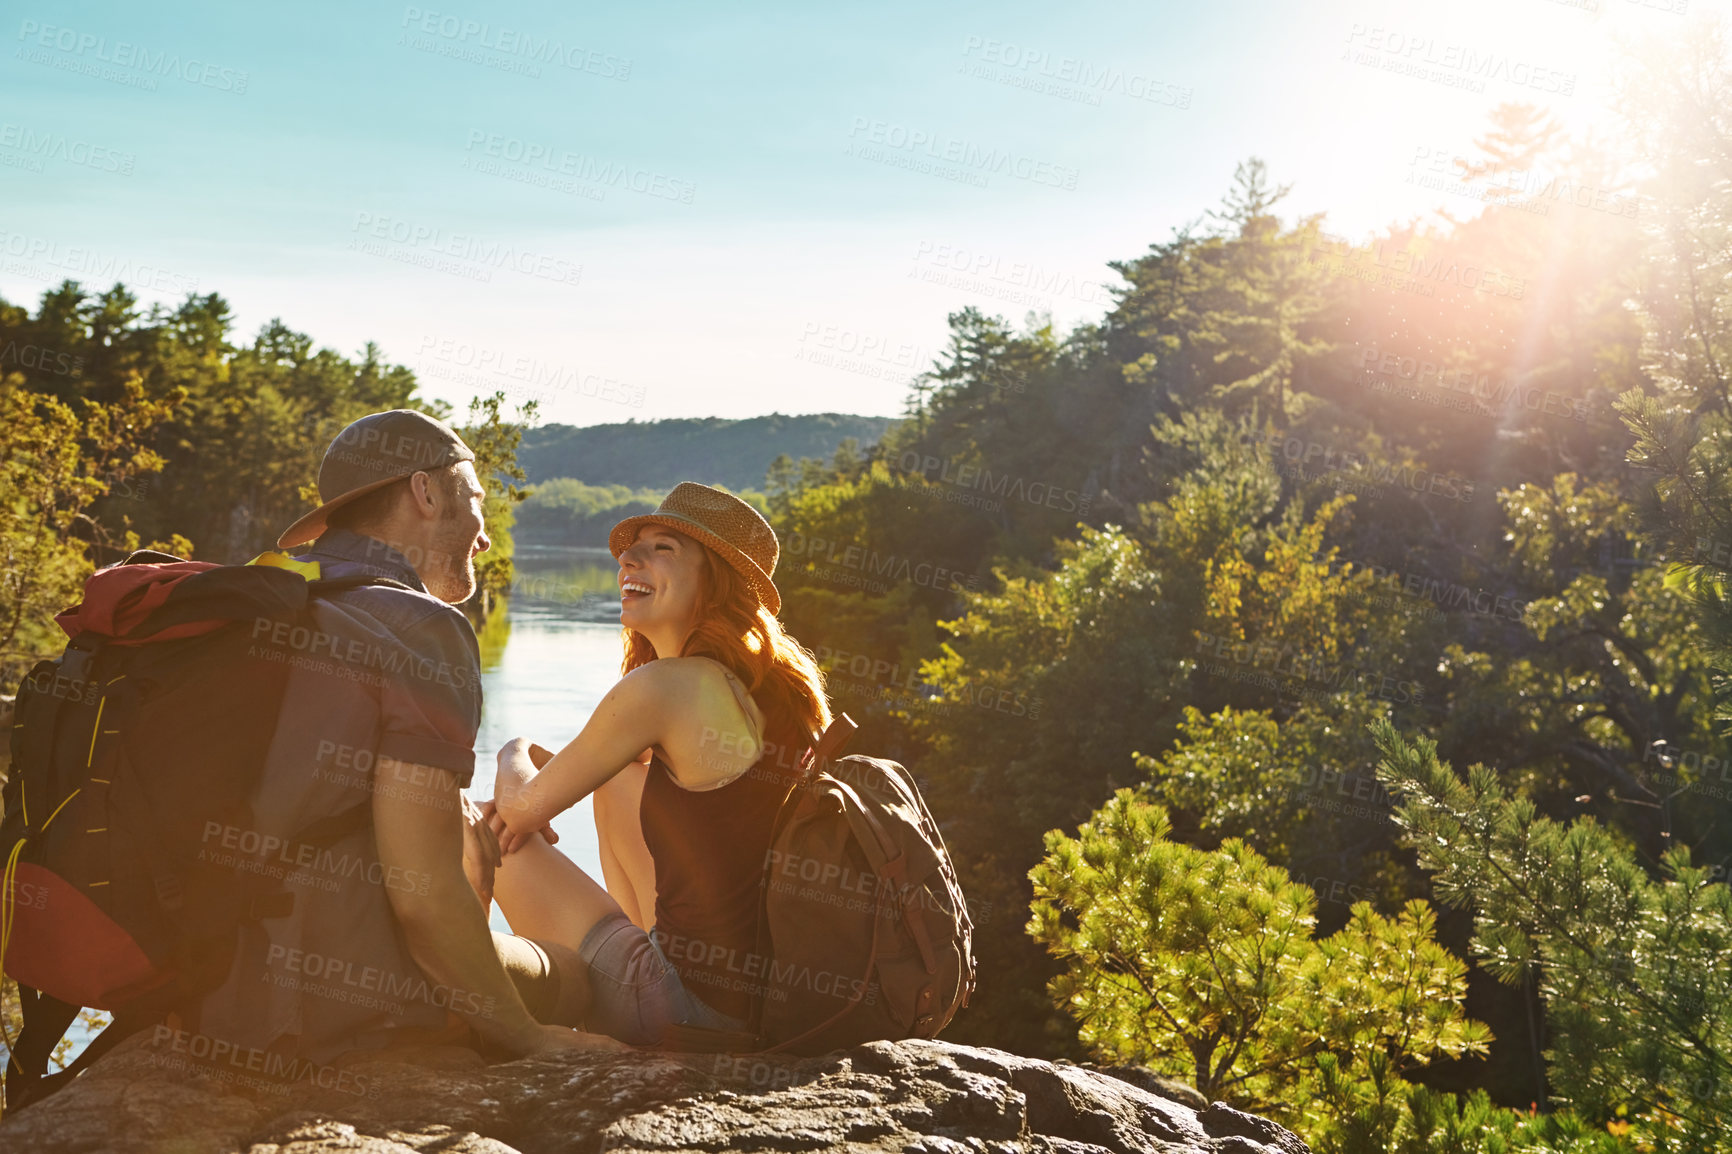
left=639, top=714, right=804, bottom=1021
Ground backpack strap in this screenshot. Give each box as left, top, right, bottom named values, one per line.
left=4, top=992, right=153, bottom=1114
left=304, top=574, right=418, bottom=597
left=736, top=716, right=855, bottom=1042
left=828, top=777, right=940, bottom=978
left=799, top=714, right=859, bottom=779
left=3, top=984, right=79, bottom=1108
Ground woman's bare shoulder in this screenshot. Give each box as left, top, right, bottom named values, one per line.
left=620, top=654, right=762, bottom=727
left=646, top=655, right=741, bottom=688
left=619, top=656, right=753, bottom=718
left=615, top=656, right=714, bottom=689
left=646, top=657, right=765, bottom=783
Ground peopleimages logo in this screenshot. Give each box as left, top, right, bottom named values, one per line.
left=1356, top=344, right=1591, bottom=422
left=0, top=339, right=82, bottom=377
left=148, top=1026, right=377, bottom=1098
left=958, top=35, right=1192, bottom=109
left=846, top=116, right=1080, bottom=190
left=0, top=229, right=200, bottom=296
left=0, top=122, right=134, bottom=174
left=1193, top=630, right=1424, bottom=706
left=782, top=532, right=980, bottom=594
left=1244, top=428, right=1477, bottom=504
left=264, top=945, right=498, bottom=1017
left=910, top=240, right=1112, bottom=307
left=416, top=335, right=647, bottom=408
left=16, top=20, right=249, bottom=92
left=1313, top=237, right=1524, bottom=299
left=891, top=451, right=1091, bottom=516
left=463, top=130, right=694, bottom=204
left=1342, top=24, right=1576, bottom=96
left=1407, top=146, right=1639, bottom=221
left=349, top=212, right=583, bottom=287
left=398, top=8, right=631, bottom=79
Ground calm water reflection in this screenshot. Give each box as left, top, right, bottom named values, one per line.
left=473, top=546, right=624, bottom=932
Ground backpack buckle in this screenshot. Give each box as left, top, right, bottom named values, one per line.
left=55, top=635, right=103, bottom=685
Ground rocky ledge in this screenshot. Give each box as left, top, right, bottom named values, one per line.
left=0, top=1034, right=1309, bottom=1154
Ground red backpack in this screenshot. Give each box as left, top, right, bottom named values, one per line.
left=1, top=549, right=408, bottom=1110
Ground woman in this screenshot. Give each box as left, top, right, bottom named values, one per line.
left=481, top=482, right=831, bottom=1045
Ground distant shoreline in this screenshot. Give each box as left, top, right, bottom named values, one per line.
left=515, top=543, right=614, bottom=555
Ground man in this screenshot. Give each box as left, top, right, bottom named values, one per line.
left=183, top=409, right=608, bottom=1064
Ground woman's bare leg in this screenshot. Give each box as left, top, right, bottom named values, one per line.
left=592, top=759, right=658, bottom=931
left=491, top=832, right=623, bottom=953
left=487, top=832, right=622, bottom=1029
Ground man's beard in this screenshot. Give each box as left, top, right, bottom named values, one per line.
left=425, top=522, right=479, bottom=604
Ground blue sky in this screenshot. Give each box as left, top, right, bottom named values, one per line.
left=0, top=0, right=1707, bottom=424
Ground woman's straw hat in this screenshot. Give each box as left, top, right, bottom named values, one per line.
left=609, top=482, right=781, bottom=614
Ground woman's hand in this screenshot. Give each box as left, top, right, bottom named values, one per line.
left=480, top=796, right=560, bottom=856
left=491, top=738, right=562, bottom=855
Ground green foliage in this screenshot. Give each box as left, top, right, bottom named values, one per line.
left=0, top=282, right=533, bottom=605
left=0, top=285, right=449, bottom=564
left=1137, top=705, right=1308, bottom=855
left=912, top=402, right=1439, bottom=1054
left=458, top=392, right=538, bottom=618
left=0, top=369, right=184, bottom=690
left=1319, top=1079, right=1635, bottom=1154
left=1371, top=718, right=1732, bottom=1146
left=1619, top=388, right=1732, bottom=735
left=1421, top=470, right=1714, bottom=860
left=6, top=28, right=1729, bottom=1145
left=1110, top=158, right=1334, bottom=424
left=1030, top=788, right=1490, bottom=1134
left=517, top=479, right=661, bottom=544
left=1032, top=791, right=1316, bottom=1103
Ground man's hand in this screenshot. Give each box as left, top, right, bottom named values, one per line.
left=460, top=792, right=501, bottom=909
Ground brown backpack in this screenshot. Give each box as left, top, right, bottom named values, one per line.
left=657, top=714, right=976, bottom=1055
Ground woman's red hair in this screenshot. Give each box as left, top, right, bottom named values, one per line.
left=622, top=535, right=831, bottom=764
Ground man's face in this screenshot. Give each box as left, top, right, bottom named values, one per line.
left=422, top=461, right=490, bottom=604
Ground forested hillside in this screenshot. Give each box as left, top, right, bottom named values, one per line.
left=517, top=414, right=893, bottom=491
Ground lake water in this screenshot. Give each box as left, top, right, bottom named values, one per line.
left=472, top=545, right=625, bottom=933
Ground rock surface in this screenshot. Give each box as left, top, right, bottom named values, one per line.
left=0, top=1033, right=1311, bottom=1154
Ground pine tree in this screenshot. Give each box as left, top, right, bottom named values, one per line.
left=1370, top=716, right=1732, bottom=1146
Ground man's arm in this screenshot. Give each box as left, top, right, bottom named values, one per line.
left=371, top=602, right=617, bottom=1055
left=371, top=766, right=553, bottom=1054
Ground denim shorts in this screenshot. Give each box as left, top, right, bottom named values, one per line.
left=577, top=911, right=751, bottom=1045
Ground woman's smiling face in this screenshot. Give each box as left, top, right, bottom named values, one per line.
left=618, top=523, right=707, bottom=650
